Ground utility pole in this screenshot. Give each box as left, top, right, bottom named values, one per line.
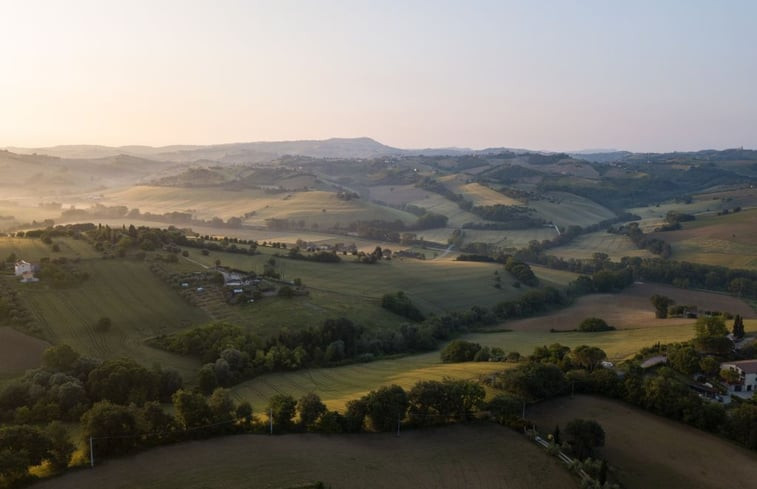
left=269, top=408, right=273, bottom=435
left=396, top=416, right=401, bottom=437
left=89, top=437, right=94, bottom=468
left=522, top=400, right=526, bottom=419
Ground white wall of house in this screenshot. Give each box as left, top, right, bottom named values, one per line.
left=14, top=261, right=32, bottom=276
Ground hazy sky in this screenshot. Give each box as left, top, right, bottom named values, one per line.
left=1, top=0, right=755, bottom=152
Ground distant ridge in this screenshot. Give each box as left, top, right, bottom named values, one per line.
left=5, top=137, right=527, bottom=163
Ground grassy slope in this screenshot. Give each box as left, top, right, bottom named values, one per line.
left=230, top=319, right=721, bottom=413
left=0, top=237, right=208, bottom=378
left=104, top=186, right=418, bottom=227
left=651, top=208, right=757, bottom=269
left=32, top=424, right=577, bottom=489
left=528, top=395, right=757, bottom=489
left=181, top=247, right=577, bottom=319
left=529, top=191, right=616, bottom=227
left=549, top=231, right=653, bottom=261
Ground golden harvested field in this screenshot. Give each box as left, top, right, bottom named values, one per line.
left=453, top=182, right=522, bottom=206
left=528, top=395, right=757, bottom=489
left=232, top=351, right=508, bottom=412
left=0, top=327, right=50, bottom=373
left=497, top=282, right=754, bottom=332
left=32, top=423, right=577, bottom=489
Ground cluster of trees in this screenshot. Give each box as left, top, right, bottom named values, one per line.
left=438, top=339, right=517, bottom=363
left=265, top=378, right=486, bottom=434
left=0, top=345, right=182, bottom=425
left=484, top=329, right=757, bottom=451
left=0, top=423, right=75, bottom=487
left=612, top=222, right=671, bottom=257
left=577, top=317, right=615, bottom=332
left=517, top=213, right=641, bottom=256
left=655, top=210, right=696, bottom=232
left=464, top=204, right=545, bottom=229
left=455, top=253, right=538, bottom=286
left=155, top=305, right=507, bottom=391
left=492, top=286, right=563, bottom=320
left=283, top=247, right=342, bottom=263
left=381, top=291, right=425, bottom=321
left=513, top=246, right=756, bottom=300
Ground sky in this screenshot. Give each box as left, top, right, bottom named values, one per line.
left=1, top=0, right=756, bottom=152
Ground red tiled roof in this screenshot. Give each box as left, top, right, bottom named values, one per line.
left=723, top=360, right=757, bottom=374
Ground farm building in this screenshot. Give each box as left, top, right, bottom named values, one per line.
left=14, top=260, right=33, bottom=276
left=720, top=359, right=757, bottom=395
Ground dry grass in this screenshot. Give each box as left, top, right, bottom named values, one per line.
left=549, top=231, right=654, bottom=261
left=0, top=327, right=50, bottom=373
left=650, top=208, right=757, bottom=269
left=32, top=424, right=577, bottom=489
left=498, top=283, right=754, bottom=332
left=527, top=395, right=757, bottom=489
left=104, top=186, right=417, bottom=227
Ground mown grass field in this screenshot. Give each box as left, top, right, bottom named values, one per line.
left=0, top=237, right=209, bottom=378
left=104, top=185, right=418, bottom=228
left=229, top=316, right=719, bottom=413
left=232, top=351, right=508, bottom=412
left=495, top=282, right=755, bottom=332
left=0, top=236, right=97, bottom=262
left=16, top=258, right=206, bottom=379
left=179, top=246, right=578, bottom=320
left=528, top=191, right=616, bottom=227
left=650, top=208, right=757, bottom=269
left=549, top=231, right=653, bottom=261
left=422, top=227, right=558, bottom=249
left=32, top=423, right=577, bottom=489
left=528, top=395, right=757, bottom=489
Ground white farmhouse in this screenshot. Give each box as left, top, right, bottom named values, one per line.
left=14, top=260, right=33, bottom=276
left=721, top=360, right=757, bottom=395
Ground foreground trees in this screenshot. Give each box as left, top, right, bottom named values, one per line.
left=563, top=419, right=605, bottom=460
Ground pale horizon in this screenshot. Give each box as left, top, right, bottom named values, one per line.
left=2, top=0, right=756, bottom=153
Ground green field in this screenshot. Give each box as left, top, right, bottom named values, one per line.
left=104, top=185, right=418, bottom=227
left=549, top=230, right=653, bottom=261
left=231, top=323, right=702, bottom=412
left=0, top=237, right=208, bottom=378
left=653, top=208, right=757, bottom=269
left=177, top=245, right=578, bottom=319
left=528, top=395, right=757, bottom=489
left=529, top=191, right=616, bottom=227
left=32, top=423, right=577, bottom=489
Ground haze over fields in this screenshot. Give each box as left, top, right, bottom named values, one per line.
left=1, top=2, right=757, bottom=489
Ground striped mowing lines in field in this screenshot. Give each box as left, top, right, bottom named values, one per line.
left=232, top=352, right=508, bottom=412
